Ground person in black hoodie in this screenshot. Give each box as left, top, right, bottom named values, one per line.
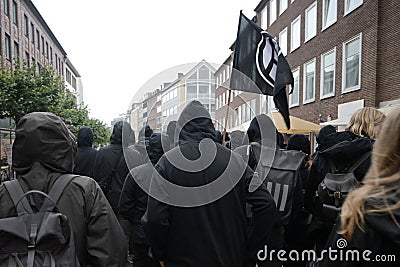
left=143, top=101, right=278, bottom=267
left=119, top=133, right=166, bottom=267
left=305, top=107, right=386, bottom=253
left=320, top=107, right=400, bottom=267
left=74, top=126, right=97, bottom=177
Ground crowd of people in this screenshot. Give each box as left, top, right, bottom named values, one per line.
left=0, top=100, right=399, bottom=267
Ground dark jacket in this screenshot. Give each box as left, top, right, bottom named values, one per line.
left=143, top=101, right=278, bottom=267
left=119, top=133, right=166, bottom=244
left=74, top=126, right=97, bottom=177
left=0, top=112, right=126, bottom=267
left=320, top=208, right=400, bottom=267
left=93, top=121, right=142, bottom=211
left=305, top=131, right=373, bottom=212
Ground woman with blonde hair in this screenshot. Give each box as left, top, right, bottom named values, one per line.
left=305, top=107, right=385, bottom=253
left=320, top=108, right=400, bottom=266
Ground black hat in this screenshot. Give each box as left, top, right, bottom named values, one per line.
left=287, top=134, right=310, bottom=155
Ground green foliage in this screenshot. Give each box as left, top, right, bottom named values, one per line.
left=0, top=63, right=110, bottom=146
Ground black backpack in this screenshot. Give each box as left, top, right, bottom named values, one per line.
left=250, top=142, right=306, bottom=225
left=317, top=152, right=370, bottom=223
left=0, top=175, right=81, bottom=267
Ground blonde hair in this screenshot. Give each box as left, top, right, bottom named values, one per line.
left=340, top=108, right=400, bottom=241
left=346, top=107, right=386, bottom=140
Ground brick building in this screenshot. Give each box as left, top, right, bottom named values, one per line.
left=216, top=0, right=400, bottom=130
left=1, top=0, right=82, bottom=104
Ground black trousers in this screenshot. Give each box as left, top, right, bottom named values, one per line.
left=132, top=243, right=160, bottom=267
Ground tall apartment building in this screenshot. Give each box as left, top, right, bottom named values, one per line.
left=217, top=0, right=400, bottom=131
left=1, top=0, right=83, bottom=104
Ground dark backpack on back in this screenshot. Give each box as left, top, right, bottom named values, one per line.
left=0, top=175, right=81, bottom=267
left=317, top=152, right=370, bottom=223
left=250, top=142, right=306, bottom=225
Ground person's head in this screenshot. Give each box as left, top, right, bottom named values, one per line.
left=287, top=134, right=311, bottom=156
left=316, top=125, right=336, bottom=144
left=340, top=108, right=400, bottom=241
left=110, top=121, right=135, bottom=146
left=346, top=107, right=386, bottom=140
left=12, top=112, right=76, bottom=174
left=146, top=133, right=167, bottom=165
left=77, top=126, right=94, bottom=148
left=166, top=120, right=178, bottom=148
left=247, top=114, right=277, bottom=147
left=215, top=130, right=230, bottom=147
left=138, top=125, right=153, bottom=144
left=229, top=130, right=246, bottom=150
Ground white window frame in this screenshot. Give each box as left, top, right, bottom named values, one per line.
left=303, top=58, right=316, bottom=104
left=290, top=15, right=301, bottom=52
left=261, top=5, right=268, bottom=29
left=342, top=33, right=362, bottom=93
left=344, top=0, right=363, bottom=16
left=322, top=0, right=337, bottom=30
left=279, top=27, right=288, bottom=56
left=289, top=67, right=300, bottom=108
left=270, top=0, right=277, bottom=25
left=279, top=0, right=288, bottom=16
left=305, top=1, right=317, bottom=43
left=320, top=48, right=336, bottom=99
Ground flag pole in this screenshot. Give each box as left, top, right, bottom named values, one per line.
left=266, top=95, right=268, bottom=114
left=222, top=89, right=232, bottom=145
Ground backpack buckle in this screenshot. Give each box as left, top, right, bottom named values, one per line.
left=333, top=191, right=341, bottom=199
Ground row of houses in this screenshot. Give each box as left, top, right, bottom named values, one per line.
left=127, top=0, right=400, bottom=136
left=0, top=0, right=83, bottom=104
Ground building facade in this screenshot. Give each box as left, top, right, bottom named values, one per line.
left=1, top=0, right=83, bottom=104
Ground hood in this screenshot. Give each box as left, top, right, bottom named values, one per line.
left=138, top=125, right=153, bottom=143
left=77, top=126, right=94, bottom=147
left=177, top=101, right=216, bottom=143
left=229, top=130, right=247, bottom=150
left=146, top=133, right=167, bottom=165
left=167, top=120, right=178, bottom=147
left=287, top=134, right=311, bottom=155
left=110, top=121, right=135, bottom=146
left=12, top=112, right=76, bottom=174
left=316, top=125, right=336, bottom=144
left=320, top=132, right=373, bottom=161
left=247, top=114, right=277, bottom=147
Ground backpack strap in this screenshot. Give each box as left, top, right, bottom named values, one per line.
left=3, top=180, right=34, bottom=216
left=348, top=152, right=371, bottom=173
left=39, top=174, right=79, bottom=213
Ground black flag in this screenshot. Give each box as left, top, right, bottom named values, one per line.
left=230, top=11, right=293, bottom=129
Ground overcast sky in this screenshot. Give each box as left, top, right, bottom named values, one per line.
left=32, top=0, right=260, bottom=125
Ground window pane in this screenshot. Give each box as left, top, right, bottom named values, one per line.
left=279, top=29, right=287, bottom=56
left=270, top=0, right=277, bottom=25
left=199, top=66, right=209, bottom=79
left=279, top=0, right=288, bottom=15
left=306, top=3, right=317, bottom=40
left=345, top=37, right=361, bottom=89
left=291, top=18, right=301, bottom=51
left=290, top=69, right=299, bottom=106
left=261, top=6, right=268, bottom=29
left=305, top=61, right=315, bottom=101
left=322, top=50, right=335, bottom=96
left=323, top=0, right=337, bottom=28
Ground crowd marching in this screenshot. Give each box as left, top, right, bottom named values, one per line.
left=0, top=100, right=399, bottom=267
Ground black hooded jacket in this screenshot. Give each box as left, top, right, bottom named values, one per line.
left=119, top=133, right=166, bottom=244
left=143, top=101, right=278, bottom=267
left=93, top=121, right=142, bottom=211
left=74, top=126, right=97, bottom=177
left=305, top=131, right=373, bottom=212
left=0, top=112, right=126, bottom=267
left=321, top=207, right=400, bottom=267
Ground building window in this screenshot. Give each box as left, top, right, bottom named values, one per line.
left=72, top=76, right=77, bottom=89
left=46, top=42, right=49, bottom=59
left=279, top=28, right=288, bottom=56
left=291, top=16, right=301, bottom=52
left=321, top=48, right=336, bottom=99
left=31, top=23, right=35, bottom=44
left=342, top=34, right=362, bottom=92
left=12, top=1, right=17, bottom=25
left=24, top=52, right=29, bottom=67
left=305, top=1, right=317, bottom=42
left=23, top=14, right=28, bottom=36
left=322, top=0, right=337, bottom=30
left=36, top=30, right=40, bottom=49
left=270, top=0, right=277, bottom=25
left=268, top=96, right=276, bottom=113
left=261, top=5, right=268, bottom=29
left=303, top=59, right=316, bottom=104
left=279, top=0, right=288, bottom=15
left=5, top=34, right=11, bottom=60
left=13, top=41, right=19, bottom=62
left=289, top=68, right=300, bottom=107
left=345, top=0, right=363, bottom=15
left=41, top=36, right=44, bottom=54
left=50, top=47, right=53, bottom=64
left=4, top=0, right=8, bottom=15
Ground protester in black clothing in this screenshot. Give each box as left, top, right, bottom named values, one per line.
left=143, top=101, right=278, bottom=267
left=320, top=108, right=400, bottom=267
left=74, top=126, right=97, bottom=177
left=305, top=107, right=385, bottom=253
left=315, top=125, right=336, bottom=152
left=0, top=112, right=126, bottom=267
left=133, top=125, right=154, bottom=162
left=229, top=130, right=247, bottom=150
left=119, top=133, right=166, bottom=267
left=166, top=120, right=177, bottom=150
left=215, top=130, right=231, bottom=148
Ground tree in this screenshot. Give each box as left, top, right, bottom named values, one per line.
left=0, top=63, right=110, bottom=146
